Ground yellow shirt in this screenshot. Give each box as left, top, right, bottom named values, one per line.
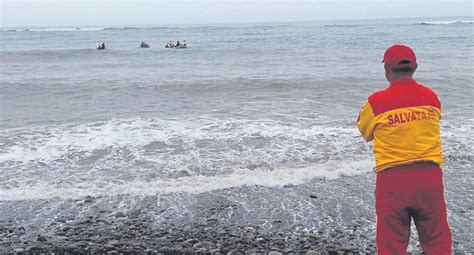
left=357, top=79, right=444, bottom=172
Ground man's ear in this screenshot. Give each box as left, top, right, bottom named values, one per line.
left=384, top=64, right=391, bottom=82
left=413, top=63, right=418, bottom=72
left=385, top=69, right=391, bottom=82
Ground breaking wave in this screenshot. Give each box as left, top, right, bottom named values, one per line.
left=3, top=27, right=107, bottom=32
left=2, top=26, right=178, bottom=33
left=0, top=117, right=372, bottom=200
left=418, top=20, right=473, bottom=25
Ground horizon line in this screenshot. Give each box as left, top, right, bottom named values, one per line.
left=2, top=14, right=472, bottom=29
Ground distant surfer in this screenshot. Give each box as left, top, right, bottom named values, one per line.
left=97, top=42, right=106, bottom=50
left=140, top=41, right=150, bottom=48
left=165, top=40, right=174, bottom=48
left=356, top=45, right=452, bottom=253
left=165, top=40, right=187, bottom=48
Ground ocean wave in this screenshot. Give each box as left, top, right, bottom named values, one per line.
left=2, top=26, right=179, bottom=33
left=0, top=117, right=361, bottom=165
left=0, top=48, right=158, bottom=61
left=103, top=26, right=140, bottom=30
left=418, top=20, right=473, bottom=25
left=0, top=117, right=370, bottom=200
left=0, top=158, right=374, bottom=201
left=323, top=24, right=361, bottom=28
left=2, top=27, right=107, bottom=32
left=2, top=24, right=288, bottom=33
left=0, top=48, right=107, bottom=61
left=0, top=117, right=471, bottom=200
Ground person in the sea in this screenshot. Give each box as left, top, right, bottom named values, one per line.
left=97, top=42, right=106, bottom=50
left=183, top=40, right=187, bottom=47
left=356, top=44, right=452, bottom=254
left=140, top=41, right=150, bottom=48
left=176, top=41, right=180, bottom=47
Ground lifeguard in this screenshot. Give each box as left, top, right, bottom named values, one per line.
left=357, top=44, right=452, bottom=254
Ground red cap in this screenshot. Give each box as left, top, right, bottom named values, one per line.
left=382, top=44, right=417, bottom=67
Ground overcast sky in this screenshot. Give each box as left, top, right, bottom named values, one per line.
left=1, top=0, right=472, bottom=27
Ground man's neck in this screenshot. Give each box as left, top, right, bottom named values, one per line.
left=389, top=79, right=416, bottom=87
left=391, top=75, right=413, bottom=81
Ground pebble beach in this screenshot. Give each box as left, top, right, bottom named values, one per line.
left=1, top=160, right=472, bottom=253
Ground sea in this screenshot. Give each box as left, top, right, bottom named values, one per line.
left=0, top=16, right=473, bottom=251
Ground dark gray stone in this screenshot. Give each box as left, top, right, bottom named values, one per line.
left=158, top=246, right=170, bottom=253
left=268, top=251, right=283, bottom=255
left=104, top=244, right=115, bottom=251
left=193, top=242, right=203, bottom=248
left=339, top=246, right=355, bottom=252
left=114, top=212, right=126, bottom=218
left=36, top=235, right=47, bottom=242
left=186, top=238, right=199, bottom=245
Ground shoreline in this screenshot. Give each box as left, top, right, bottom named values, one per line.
left=1, top=163, right=472, bottom=254
left=0, top=173, right=377, bottom=254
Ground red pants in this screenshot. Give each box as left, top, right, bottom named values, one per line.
left=375, top=162, right=452, bottom=255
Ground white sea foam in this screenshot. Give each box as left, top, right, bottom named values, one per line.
left=1, top=117, right=471, bottom=201
left=0, top=158, right=374, bottom=201
left=0, top=117, right=372, bottom=200
left=0, top=117, right=359, bottom=164
left=2, top=27, right=107, bottom=32
left=419, top=20, right=473, bottom=25
left=2, top=26, right=165, bottom=32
